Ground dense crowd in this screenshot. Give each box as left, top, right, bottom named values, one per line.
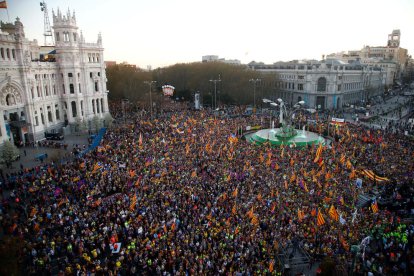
left=1, top=102, right=414, bottom=275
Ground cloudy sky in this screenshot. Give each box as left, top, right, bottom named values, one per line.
left=2, top=0, right=413, bottom=68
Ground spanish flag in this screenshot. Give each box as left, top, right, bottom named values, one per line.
left=0, top=1, right=7, bottom=9
left=317, top=209, right=325, bottom=226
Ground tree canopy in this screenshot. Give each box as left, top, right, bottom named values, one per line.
left=106, top=62, right=278, bottom=106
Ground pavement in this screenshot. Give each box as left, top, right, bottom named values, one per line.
left=1, top=133, right=90, bottom=175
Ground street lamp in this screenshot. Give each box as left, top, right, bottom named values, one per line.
left=144, top=81, right=157, bottom=118
left=249, top=78, right=261, bottom=109
left=209, top=78, right=221, bottom=110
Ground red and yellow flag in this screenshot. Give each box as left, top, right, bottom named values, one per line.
left=317, top=210, right=325, bottom=226
left=328, top=205, right=339, bottom=221
left=232, top=187, right=238, bottom=198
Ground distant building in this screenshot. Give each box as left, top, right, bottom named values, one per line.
left=249, top=59, right=384, bottom=110
left=327, top=29, right=408, bottom=85
left=202, top=55, right=241, bottom=65
left=0, top=9, right=110, bottom=146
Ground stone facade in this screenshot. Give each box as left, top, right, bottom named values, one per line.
left=0, top=9, right=110, bottom=146
left=249, top=60, right=384, bottom=110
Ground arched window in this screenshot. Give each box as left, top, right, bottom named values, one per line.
left=317, top=77, right=327, bottom=92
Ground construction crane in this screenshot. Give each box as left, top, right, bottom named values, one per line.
left=40, top=1, right=54, bottom=46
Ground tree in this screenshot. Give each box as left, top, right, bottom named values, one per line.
left=103, top=113, right=114, bottom=128
left=0, top=140, right=20, bottom=167
left=106, top=62, right=273, bottom=106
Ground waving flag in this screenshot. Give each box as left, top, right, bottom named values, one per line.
left=317, top=209, right=325, bottom=226
left=371, top=200, right=379, bottom=213
left=328, top=205, right=339, bottom=221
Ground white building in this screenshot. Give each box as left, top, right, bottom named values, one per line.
left=202, top=55, right=241, bottom=65
left=0, top=9, right=110, bottom=146
left=249, top=60, right=384, bottom=110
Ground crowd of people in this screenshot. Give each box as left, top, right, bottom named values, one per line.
left=1, top=101, right=414, bottom=275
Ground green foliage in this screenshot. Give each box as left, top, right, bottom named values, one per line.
left=0, top=140, right=19, bottom=164
left=106, top=62, right=278, bottom=106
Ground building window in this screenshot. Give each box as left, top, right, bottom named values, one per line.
left=98, top=72, right=100, bottom=77
left=339, top=76, right=342, bottom=80
left=62, top=84, right=65, bottom=94
left=73, top=33, right=77, bottom=42
left=0, top=48, right=4, bottom=59
left=56, top=32, right=60, bottom=41
left=6, top=48, right=10, bottom=59
left=78, top=73, right=80, bottom=78
left=88, top=54, right=91, bottom=62
left=48, top=111, right=53, bottom=122
left=78, top=83, right=81, bottom=93
left=37, top=86, right=40, bottom=97
left=337, top=84, right=342, bottom=91
left=95, top=81, right=99, bottom=92
left=53, top=85, right=56, bottom=95
left=81, top=100, right=84, bottom=116
left=56, top=108, right=60, bottom=120
left=35, top=116, right=39, bottom=126
left=71, top=101, right=77, bottom=117
left=96, top=55, right=99, bottom=62
left=41, top=113, right=45, bottom=125
left=92, top=99, right=95, bottom=114
left=317, top=77, right=327, bottom=92
left=45, top=86, right=49, bottom=96
left=298, top=75, right=304, bottom=79
left=12, top=49, right=15, bottom=60
left=101, top=99, right=104, bottom=113
left=90, top=72, right=93, bottom=78
left=68, top=73, right=73, bottom=77
left=69, top=84, right=74, bottom=94
left=96, top=99, right=100, bottom=113
left=298, top=84, right=304, bottom=91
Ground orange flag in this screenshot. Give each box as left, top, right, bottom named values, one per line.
left=232, top=187, right=238, bottom=198
left=232, top=204, right=237, bottom=215
left=328, top=205, right=339, bottom=221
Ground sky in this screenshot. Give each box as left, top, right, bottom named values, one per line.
left=1, top=0, right=413, bottom=69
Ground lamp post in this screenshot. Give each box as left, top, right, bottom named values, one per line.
left=144, top=81, right=157, bottom=119
left=209, top=78, right=221, bottom=110
left=249, top=78, right=261, bottom=109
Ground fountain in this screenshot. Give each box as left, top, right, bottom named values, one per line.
left=246, top=99, right=325, bottom=147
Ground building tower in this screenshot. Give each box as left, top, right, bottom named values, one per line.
left=387, top=29, right=400, bottom=48
left=52, top=8, right=83, bottom=124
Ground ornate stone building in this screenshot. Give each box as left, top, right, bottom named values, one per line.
left=249, top=59, right=384, bottom=110
left=0, top=9, right=110, bottom=146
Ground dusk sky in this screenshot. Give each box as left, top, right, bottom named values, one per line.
left=2, top=0, right=413, bottom=68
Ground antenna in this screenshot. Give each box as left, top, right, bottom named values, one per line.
left=40, top=1, right=54, bottom=46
